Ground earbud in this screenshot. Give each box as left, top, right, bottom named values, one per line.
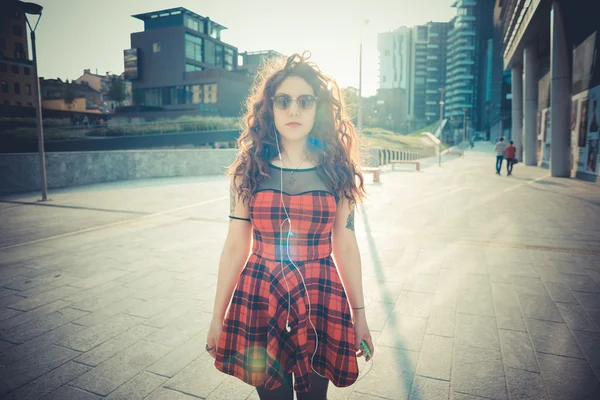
left=286, top=322, right=291, bottom=332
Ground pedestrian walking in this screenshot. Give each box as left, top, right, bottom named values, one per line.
left=505, top=140, right=517, bottom=176
left=494, top=136, right=507, bottom=175
left=205, top=52, right=374, bottom=400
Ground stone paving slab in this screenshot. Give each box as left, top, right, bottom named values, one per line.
left=0, top=143, right=599, bottom=399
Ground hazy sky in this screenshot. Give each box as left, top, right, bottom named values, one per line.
left=30, top=0, right=456, bottom=97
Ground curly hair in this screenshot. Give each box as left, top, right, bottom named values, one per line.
left=228, top=51, right=366, bottom=208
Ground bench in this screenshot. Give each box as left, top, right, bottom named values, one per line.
left=361, top=167, right=381, bottom=183
left=390, top=160, right=421, bottom=171
left=447, top=150, right=464, bottom=157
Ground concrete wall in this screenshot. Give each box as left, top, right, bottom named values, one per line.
left=0, top=149, right=238, bottom=194
left=0, top=147, right=433, bottom=195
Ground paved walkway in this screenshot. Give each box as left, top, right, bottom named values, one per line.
left=1, top=142, right=600, bottom=399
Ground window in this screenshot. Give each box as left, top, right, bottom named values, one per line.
left=382, top=76, right=386, bottom=83
left=1, top=82, right=8, bottom=93
left=14, top=82, right=20, bottom=94
left=0, top=63, right=6, bottom=72
left=0, top=38, right=5, bottom=50
left=185, top=63, right=203, bottom=72
left=185, top=34, right=203, bottom=62
left=13, top=26, right=23, bottom=36
left=24, top=67, right=30, bottom=75
left=14, top=42, right=24, bottom=59
left=16, top=101, right=21, bottom=106
left=12, top=65, right=19, bottom=74
left=186, top=17, right=199, bottom=31
left=208, top=23, right=218, bottom=39
left=204, top=84, right=217, bottom=103
left=28, top=102, right=33, bottom=107
left=26, top=84, right=31, bottom=95
left=204, top=40, right=215, bottom=65
left=153, top=43, right=161, bottom=53
left=215, top=45, right=223, bottom=67
left=225, top=48, right=234, bottom=71
left=4, top=100, right=10, bottom=105
left=185, top=84, right=202, bottom=104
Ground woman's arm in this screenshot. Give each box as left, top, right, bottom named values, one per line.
left=331, top=197, right=365, bottom=313
left=332, top=196, right=374, bottom=360
left=211, top=176, right=253, bottom=322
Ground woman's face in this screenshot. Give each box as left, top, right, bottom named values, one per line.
left=272, top=76, right=317, bottom=143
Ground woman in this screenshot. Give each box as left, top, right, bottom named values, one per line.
left=205, top=52, right=374, bottom=400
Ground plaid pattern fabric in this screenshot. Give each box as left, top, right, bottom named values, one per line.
left=214, top=190, right=359, bottom=393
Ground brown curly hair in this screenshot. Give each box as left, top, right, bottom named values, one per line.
left=228, top=51, right=366, bottom=207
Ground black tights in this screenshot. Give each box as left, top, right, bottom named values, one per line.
left=256, top=373, right=329, bottom=400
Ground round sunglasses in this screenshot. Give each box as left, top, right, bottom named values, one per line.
left=271, top=94, right=319, bottom=111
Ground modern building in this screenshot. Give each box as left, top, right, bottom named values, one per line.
left=0, top=3, right=35, bottom=108
left=422, top=22, right=451, bottom=125
left=445, top=0, right=494, bottom=135
left=124, top=7, right=253, bottom=117
left=75, top=69, right=133, bottom=111
left=378, top=22, right=449, bottom=132
left=497, top=0, right=600, bottom=181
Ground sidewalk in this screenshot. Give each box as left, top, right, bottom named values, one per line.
left=1, top=144, right=600, bottom=399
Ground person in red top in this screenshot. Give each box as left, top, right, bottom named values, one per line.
left=505, top=140, right=517, bottom=176
left=206, top=52, right=374, bottom=400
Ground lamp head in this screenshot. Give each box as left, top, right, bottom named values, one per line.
left=18, top=1, right=43, bottom=15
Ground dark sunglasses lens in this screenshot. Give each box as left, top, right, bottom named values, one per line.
left=274, top=95, right=291, bottom=110
left=298, top=95, right=316, bottom=110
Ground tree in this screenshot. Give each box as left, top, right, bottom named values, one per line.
left=107, top=77, right=127, bottom=108
left=63, top=79, right=76, bottom=109
left=340, top=87, right=359, bottom=121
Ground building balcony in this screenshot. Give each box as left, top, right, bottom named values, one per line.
left=456, top=15, right=477, bottom=24
left=446, top=73, right=474, bottom=83
left=455, top=59, right=475, bottom=66
left=455, top=0, right=476, bottom=7
left=448, top=51, right=474, bottom=63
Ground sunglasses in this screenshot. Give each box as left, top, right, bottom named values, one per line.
left=271, top=94, right=319, bottom=111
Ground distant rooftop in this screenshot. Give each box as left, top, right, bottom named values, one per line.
left=131, top=7, right=227, bottom=30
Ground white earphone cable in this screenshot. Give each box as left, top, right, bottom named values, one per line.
left=273, top=132, right=372, bottom=381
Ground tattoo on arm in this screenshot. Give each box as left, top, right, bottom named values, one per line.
left=345, top=208, right=355, bottom=231
left=230, top=182, right=236, bottom=215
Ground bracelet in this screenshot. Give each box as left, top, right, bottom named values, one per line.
left=352, top=306, right=365, bottom=310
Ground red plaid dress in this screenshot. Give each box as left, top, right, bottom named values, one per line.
left=214, top=163, right=359, bottom=393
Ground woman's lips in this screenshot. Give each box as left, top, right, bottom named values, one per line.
left=287, top=123, right=301, bottom=127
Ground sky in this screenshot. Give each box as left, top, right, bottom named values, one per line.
left=30, top=0, right=456, bottom=97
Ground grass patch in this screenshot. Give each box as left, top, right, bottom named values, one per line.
left=361, top=127, right=435, bottom=150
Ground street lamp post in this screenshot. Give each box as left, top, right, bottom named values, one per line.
left=357, top=19, right=369, bottom=133
left=438, top=88, right=446, bottom=167
left=20, top=1, right=47, bottom=201
left=462, top=108, right=468, bottom=145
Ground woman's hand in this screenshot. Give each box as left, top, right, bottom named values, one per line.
left=205, top=317, right=223, bottom=360
left=353, top=311, right=374, bottom=362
